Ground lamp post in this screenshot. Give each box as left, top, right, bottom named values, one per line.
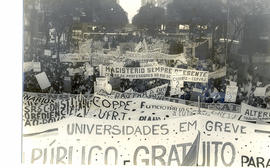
left=225, top=0, right=230, bottom=66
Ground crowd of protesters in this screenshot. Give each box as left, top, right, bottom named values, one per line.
left=23, top=33, right=270, bottom=109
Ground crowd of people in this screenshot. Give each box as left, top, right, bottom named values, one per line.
left=23, top=33, right=270, bottom=109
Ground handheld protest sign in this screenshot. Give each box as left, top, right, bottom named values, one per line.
left=105, top=83, right=112, bottom=94
left=35, top=72, right=51, bottom=90
left=225, top=86, right=238, bottom=103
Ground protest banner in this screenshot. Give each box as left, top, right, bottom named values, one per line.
left=195, top=109, right=241, bottom=120
left=91, top=53, right=114, bottom=66
left=23, top=95, right=91, bottom=127
left=198, top=115, right=270, bottom=167
left=33, top=62, right=41, bottom=72
left=23, top=92, right=91, bottom=101
left=23, top=92, right=93, bottom=107
left=35, top=72, right=51, bottom=90
left=140, top=61, right=159, bottom=67
left=23, top=91, right=244, bottom=128
left=198, top=102, right=240, bottom=113
left=98, top=84, right=168, bottom=100
left=240, top=103, right=270, bottom=121
left=252, top=56, right=270, bottom=63
left=124, top=52, right=187, bottom=63
left=44, top=49, right=51, bottom=56
left=25, top=92, right=239, bottom=125
left=104, top=65, right=208, bottom=83
left=93, top=93, right=241, bottom=114
left=23, top=115, right=270, bottom=167
left=208, top=67, right=226, bottom=79
left=254, top=87, right=267, bottom=97
left=23, top=92, right=56, bottom=106
left=170, top=98, right=240, bottom=113
left=171, top=67, right=209, bottom=83
left=24, top=62, right=33, bottom=72
left=60, top=53, right=91, bottom=62
left=88, top=94, right=197, bottom=121
left=23, top=92, right=240, bottom=128
left=23, top=116, right=199, bottom=166
left=225, top=86, right=238, bottom=103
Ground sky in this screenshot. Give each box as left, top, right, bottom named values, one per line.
left=119, top=0, right=141, bottom=23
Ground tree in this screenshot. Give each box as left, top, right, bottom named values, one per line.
left=132, top=4, right=166, bottom=34
left=39, top=0, right=128, bottom=57
left=94, top=0, right=128, bottom=31
left=48, top=0, right=74, bottom=62
left=226, top=0, right=270, bottom=55
left=167, top=0, right=225, bottom=39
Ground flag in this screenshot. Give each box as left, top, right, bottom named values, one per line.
left=181, top=131, right=200, bottom=166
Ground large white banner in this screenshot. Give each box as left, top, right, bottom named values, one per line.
left=22, top=115, right=270, bottom=167
left=99, top=84, right=168, bottom=100
left=92, top=53, right=124, bottom=66
left=124, top=52, right=187, bottom=63
left=240, top=103, right=270, bottom=121
left=88, top=95, right=196, bottom=121
left=196, top=109, right=241, bottom=120
left=23, top=92, right=92, bottom=101
left=23, top=92, right=244, bottom=128
left=184, top=100, right=241, bottom=113
left=35, top=72, right=51, bottom=90
left=104, top=66, right=209, bottom=83
left=23, top=116, right=198, bottom=166
left=23, top=94, right=91, bottom=127
left=88, top=95, right=241, bottom=122
left=198, top=115, right=270, bottom=167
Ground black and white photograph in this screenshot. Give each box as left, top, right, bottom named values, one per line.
left=21, top=0, right=270, bottom=167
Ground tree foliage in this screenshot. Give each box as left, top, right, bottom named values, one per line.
left=227, top=0, right=270, bottom=54
left=132, top=4, right=166, bottom=32
left=94, top=0, right=128, bottom=30
left=166, top=0, right=225, bottom=37
left=31, top=0, right=128, bottom=59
